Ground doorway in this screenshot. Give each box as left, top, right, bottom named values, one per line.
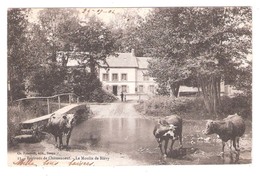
left=113, top=85, right=118, bottom=96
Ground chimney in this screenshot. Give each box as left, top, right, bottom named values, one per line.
left=131, top=49, right=135, bottom=57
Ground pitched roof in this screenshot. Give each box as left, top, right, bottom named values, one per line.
left=65, top=52, right=152, bottom=69
left=105, top=53, right=138, bottom=68
left=136, top=57, right=151, bottom=69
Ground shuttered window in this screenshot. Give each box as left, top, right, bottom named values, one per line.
left=121, top=73, right=127, bottom=81
left=103, top=73, right=109, bottom=81
left=139, top=85, right=144, bottom=93
left=112, top=74, right=118, bottom=81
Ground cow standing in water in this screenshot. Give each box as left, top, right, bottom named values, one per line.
left=46, top=113, right=75, bottom=149
left=153, top=115, right=183, bottom=157
left=203, top=114, right=245, bottom=156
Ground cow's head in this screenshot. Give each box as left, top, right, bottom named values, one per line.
left=62, top=114, right=75, bottom=133
left=203, top=120, right=215, bottom=135
left=153, top=123, right=178, bottom=139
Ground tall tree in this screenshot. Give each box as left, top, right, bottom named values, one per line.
left=108, top=8, right=148, bottom=56
left=26, top=8, right=81, bottom=96
left=70, top=16, right=117, bottom=77
left=185, top=7, right=252, bottom=115
left=140, top=8, right=195, bottom=97
left=139, top=7, right=252, bottom=116
left=8, top=8, right=31, bottom=101
left=37, top=8, right=80, bottom=64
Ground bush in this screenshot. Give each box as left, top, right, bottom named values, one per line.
left=89, top=88, right=118, bottom=103
left=8, top=106, right=36, bottom=147
left=136, top=96, right=206, bottom=117
left=8, top=101, right=66, bottom=148
left=220, top=94, right=252, bottom=119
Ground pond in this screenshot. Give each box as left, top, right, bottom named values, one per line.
left=69, top=118, right=252, bottom=165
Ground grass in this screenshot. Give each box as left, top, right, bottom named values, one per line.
left=134, top=95, right=252, bottom=121
left=7, top=100, right=66, bottom=147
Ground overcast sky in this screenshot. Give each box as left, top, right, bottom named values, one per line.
left=28, top=8, right=152, bottom=24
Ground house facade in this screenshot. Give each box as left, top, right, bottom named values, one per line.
left=98, top=50, right=157, bottom=96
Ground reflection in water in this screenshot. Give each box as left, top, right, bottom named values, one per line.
left=70, top=118, right=156, bottom=153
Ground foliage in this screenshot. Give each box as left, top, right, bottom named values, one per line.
left=89, top=88, right=118, bottom=103
left=69, top=16, right=117, bottom=76
left=135, top=96, right=206, bottom=117
left=37, top=8, right=80, bottom=64
left=135, top=95, right=251, bottom=120
left=137, top=7, right=252, bottom=116
left=220, top=95, right=252, bottom=119
left=7, top=101, right=66, bottom=147
left=53, top=68, right=116, bottom=102
left=155, top=83, right=170, bottom=96
left=108, top=9, right=148, bottom=56
left=29, top=63, right=67, bottom=96
left=8, top=8, right=31, bottom=101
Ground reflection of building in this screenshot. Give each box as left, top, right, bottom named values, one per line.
left=98, top=49, right=157, bottom=96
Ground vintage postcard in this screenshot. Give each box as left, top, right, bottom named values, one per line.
left=7, top=6, right=253, bottom=170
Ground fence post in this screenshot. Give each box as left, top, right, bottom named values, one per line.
left=77, top=97, right=79, bottom=104
left=47, top=98, right=50, bottom=114
left=69, top=94, right=71, bottom=104
left=58, top=96, right=61, bottom=109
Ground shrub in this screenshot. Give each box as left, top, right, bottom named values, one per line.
left=89, top=88, right=118, bottom=103
left=8, top=106, right=35, bottom=147
left=220, top=94, right=252, bottom=119
left=136, top=96, right=206, bottom=117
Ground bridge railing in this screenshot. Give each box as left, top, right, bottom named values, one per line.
left=14, top=93, right=80, bottom=114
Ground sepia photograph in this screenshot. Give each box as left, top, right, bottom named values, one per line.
left=4, top=1, right=257, bottom=174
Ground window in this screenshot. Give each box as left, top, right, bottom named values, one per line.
left=121, top=73, right=127, bottom=81
left=149, top=85, right=155, bottom=93
left=103, top=73, right=109, bottom=81
left=139, top=85, right=144, bottom=93
left=143, top=75, right=149, bottom=81
left=122, top=85, right=127, bottom=93
left=112, top=74, right=118, bottom=81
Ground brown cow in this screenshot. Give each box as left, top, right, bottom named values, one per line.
left=46, top=113, right=75, bottom=149
left=203, top=114, right=245, bottom=156
left=153, top=115, right=183, bottom=157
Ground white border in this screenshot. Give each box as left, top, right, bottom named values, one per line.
left=1, top=1, right=259, bottom=176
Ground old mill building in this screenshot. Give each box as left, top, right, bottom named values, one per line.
left=98, top=49, right=157, bottom=96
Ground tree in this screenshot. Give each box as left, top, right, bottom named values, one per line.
left=139, top=8, right=196, bottom=97
left=26, top=8, right=81, bottom=96
left=185, top=7, right=252, bottom=115
left=139, top=7, right=252, bottom=116
left=37, top=8, right=80, bottom=64
left=108, top=9, right=148, bottom=56
left=70, top=16, right=117, bottom=77
left=8, top=8, right=31, bottom=101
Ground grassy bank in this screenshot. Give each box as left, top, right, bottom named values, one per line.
left=7, top=100, right=65, bottom=147
left=134, top=95, right=252, bottom=120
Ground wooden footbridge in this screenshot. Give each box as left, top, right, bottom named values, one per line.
left=13, top=93, right=91, bottom=143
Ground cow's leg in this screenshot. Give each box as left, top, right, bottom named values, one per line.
left=235, top=137, right=240, bottom=151
left=54, top=135, right=58, bottom=148
left=229, top=140, right=233, bottom=151
left=221, top=141, right=225, bottom=157
left=170, top=139, right=175, bottom=152
left=164, top=138, right=169, bottom=156
left=157, top=138, right=164, bottom=155
left=66, top=131, right=71, bottom=148
left=58, top=135, right=63, bottom=149
left=179, top=134, right=183, bottom=148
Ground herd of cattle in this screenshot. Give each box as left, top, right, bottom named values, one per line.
left=153, top=114, right=245, bottom=158
left=45, top=112, right=246, bottom=159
